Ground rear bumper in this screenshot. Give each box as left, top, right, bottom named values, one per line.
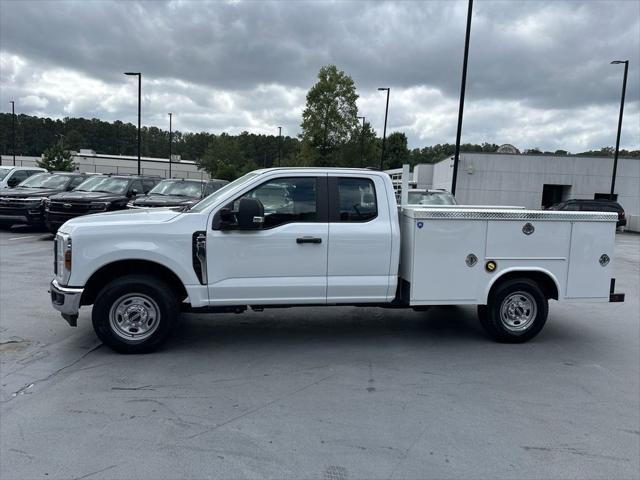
left=50, top=279, right=84, bottom=326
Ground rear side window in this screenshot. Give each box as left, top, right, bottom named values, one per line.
left=130, top=180, right=144, bottom=194
left=335, top=177, right=377, bottom=222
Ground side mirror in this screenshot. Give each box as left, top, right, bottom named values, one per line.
left=212, top=207, right=236, bottom=230
left=237, top=198, right=264, bottom=229
left=7, top=178, right=19, bottom=187
left=129, top=188, right=139, bottom=197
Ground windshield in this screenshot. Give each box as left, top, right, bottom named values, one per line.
left=0, top=167, right=12, bottom=181
left=189, top=172, right=260, bottom=212
left=407, top=191, right=457, bottom=205
left=74, top=176, right=129, bottom=194
left=150, top=180, right=204, bottom=198
left=18, top=173, right=70, bottom=189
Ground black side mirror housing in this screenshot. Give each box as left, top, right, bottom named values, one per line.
left=7, top=178, right=19, bottom=187
left=212, top=207, right=236, bottom=230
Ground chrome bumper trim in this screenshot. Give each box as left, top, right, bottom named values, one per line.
left=50, top=279, right=83, bottom=323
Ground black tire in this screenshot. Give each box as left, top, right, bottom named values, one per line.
left=478, top=278, right=548, bottom=343
left=92, top=274, right=179, bottom=353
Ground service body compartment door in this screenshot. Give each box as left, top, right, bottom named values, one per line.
left=566, top=222, right=615, bottom=299
left=410, top=219, right=487, bottom=303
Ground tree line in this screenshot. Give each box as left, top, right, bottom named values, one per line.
left=1, top=64, right=637, bottom=180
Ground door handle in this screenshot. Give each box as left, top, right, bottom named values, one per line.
left=296, top=237, right=322, bottom=244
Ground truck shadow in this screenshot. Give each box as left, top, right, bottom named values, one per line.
left=170, top=305, right=488, bottom=352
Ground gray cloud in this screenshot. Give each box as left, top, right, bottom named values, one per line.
left=0, top=0, right=638, bottom=152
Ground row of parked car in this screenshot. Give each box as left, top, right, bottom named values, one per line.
left=0, top=166, right=227, bottom=233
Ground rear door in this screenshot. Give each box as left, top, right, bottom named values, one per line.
left=326, top=174, right=394, bottom=303
left=207, top=174, right=329, bottom=305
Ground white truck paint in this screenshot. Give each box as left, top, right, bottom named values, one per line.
left=49, top=168, right=624, bottom=353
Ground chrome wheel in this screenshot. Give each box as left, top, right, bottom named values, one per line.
left=499, top=291, right=537, bottom=334
left=109, top=293, right=161, bottom=342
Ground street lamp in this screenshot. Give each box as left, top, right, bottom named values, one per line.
left=378, top=88, right=390, bottom=170
left=278, top=126, right=282, bottom=167
left=10, top=100, right=16, bottom=166
left=124, top=72, right=142, bottom=175
left=168, top=112, right=173, bottom=178
left=357, top=116, right=366, bottom=167
left=609, top=60, right=629, bottom=200
left=451, top=0, right=473, bottom=196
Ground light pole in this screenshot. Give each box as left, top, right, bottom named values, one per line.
left=378, top=88, right=390, bottom=170
left=278, top=126, right=282, bottom=167
left=610, top=60, right=629, bottom=200
left=10, top=100, right=16, bottom=166
left=124, top=72, right=142, bottom=175
left=357, top=116, right=365, bottom=167
left=168, top=112, right=172, bottom=178
left=451, top=0, right=473, bottom=196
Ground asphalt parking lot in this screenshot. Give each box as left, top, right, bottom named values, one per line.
left=1, top=227, right=638, bottom=480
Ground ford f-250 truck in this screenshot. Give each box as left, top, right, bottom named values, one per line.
left=49, top=168, right=625, bottom=353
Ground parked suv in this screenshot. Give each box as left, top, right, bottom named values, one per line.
left=0, top=172, right=90, bottom=228
left=407, top=189, right=457, bottom=206
left=45, top=174, right=160, bottom=233
left=0, top=166, right=46, bottom=189
left=549, top=199, right=626, bottom=228
left=130, top=178, right=228, bottom=209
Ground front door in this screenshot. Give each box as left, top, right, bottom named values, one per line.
left=207, top=175, right=328, bottom=305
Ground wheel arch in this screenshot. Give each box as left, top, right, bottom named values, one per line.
left=483, top=268, right=560, bottom=304
left=80, top=259, right=188, bottom=306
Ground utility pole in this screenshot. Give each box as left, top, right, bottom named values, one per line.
left=168, top=112, right=173, bottom=178
left=278, top=126, right=282, bottom=167
left=124, top=72, right=142, bottom=174
left=357, top=116, right=365, bottom=167
left=10, top=101, right=16, bottom=166
left=451, top=0, right=473, bottom=196
left=378, top=88, right=390, bottom=170
left=610, top=60, right=629, bottom=200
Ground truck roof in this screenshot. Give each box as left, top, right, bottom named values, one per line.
left=253, top=167, right=386, bottom=176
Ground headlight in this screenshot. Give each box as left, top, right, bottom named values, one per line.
left=55, top=233, right=72, bottom=284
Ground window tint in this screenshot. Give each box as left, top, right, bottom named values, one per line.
left=10, top=170, right=30, bottom=184
left=142, top=179, right=156, bottom=193
left=130, top=180, right=144, bottom=194
left=233, top=177, right=317, bottom=228
left=336, top=178, right=377, bottom=222
left=68, top=176, right=86, bottom=189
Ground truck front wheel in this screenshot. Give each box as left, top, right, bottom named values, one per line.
left=92, top=274, right=178, bottom=353
left=478, top=278, right=548, bottom=343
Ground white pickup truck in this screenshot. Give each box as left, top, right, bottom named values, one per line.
left=50, top=168, right=625, bottom=353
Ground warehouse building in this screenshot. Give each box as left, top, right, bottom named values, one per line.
left=0, top=149, right=209, bottom=180
left=408, top=151, right=639, bottom=231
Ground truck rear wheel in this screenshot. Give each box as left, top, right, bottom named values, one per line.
left=478, top=278, right=548, bottom=343
left=92, top=274, right=178, bottom=353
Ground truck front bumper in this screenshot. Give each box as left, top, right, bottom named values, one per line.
left=50, top=279, right=83, bottom=326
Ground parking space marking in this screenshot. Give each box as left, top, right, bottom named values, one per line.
left=8, top=236, right=36, bottom=241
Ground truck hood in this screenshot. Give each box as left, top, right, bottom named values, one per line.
left=50, top=191, right=127, bottom=203
left=132, top=194, right=198, bottom=207
left=59, top=208, right=183, bottom=234
left=0, top=187, right=64, bottom=198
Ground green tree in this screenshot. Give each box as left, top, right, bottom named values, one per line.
left=300, top=65, right=359, bottom=165
left=383, top=132, right=409, bottom=169
left=37, top=140, right=74, bottom=171
left=199, top=134, right=251, bottom=180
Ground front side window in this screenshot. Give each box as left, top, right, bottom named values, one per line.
left=232, top=177, right=317, bottom=228
left=68, top=176, right=87, bottom=189
left=336, top=178, right=377, bottom=222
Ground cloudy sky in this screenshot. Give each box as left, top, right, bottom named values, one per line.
left=1, top=0, right=639, bottom=152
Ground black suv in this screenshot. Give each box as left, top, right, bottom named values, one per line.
left=45, top=174, right=160, bottom=233
left=0, top=172, right=90, bottom=228
left=130, top=178, right=228, bottom=209
left=549, top=199, right=627, bottom=228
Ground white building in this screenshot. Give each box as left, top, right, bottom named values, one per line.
left=0, top=149, right=209, bottom=180
left=410, top=152, right=639, bottom=231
